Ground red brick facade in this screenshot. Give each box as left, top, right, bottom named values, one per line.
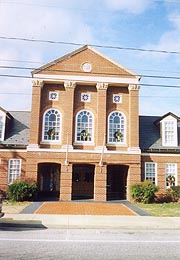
left=1, top=45, right=178, bottom=201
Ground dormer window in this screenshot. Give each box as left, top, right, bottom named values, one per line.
left=0, top=111, right=6, bottom=141
left=162, top=116, right=177, bottom=146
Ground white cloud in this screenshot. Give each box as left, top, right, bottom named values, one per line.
left=104, top=0, right=152, bottom=14
left=0, top=1, right=97, bottom=110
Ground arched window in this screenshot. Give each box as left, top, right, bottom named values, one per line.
left=108, top=111, right=126, bottom=144
left=76, top=110, right=94, bottom=142
left=42, top=109, right=61, bottom=141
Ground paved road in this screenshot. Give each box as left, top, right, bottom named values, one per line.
left=0, top=228, right=180, bottom=259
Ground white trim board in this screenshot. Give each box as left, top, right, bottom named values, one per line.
left=33, top=74, right=140, bottom=85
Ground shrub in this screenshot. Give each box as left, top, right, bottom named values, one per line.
left=7, top=179, right=37, bottom=202
left=155, top=191, right=173, bottom=203
left=167, top=186, right=180, bottom=202
left=130, top=181, right=159, bottom=204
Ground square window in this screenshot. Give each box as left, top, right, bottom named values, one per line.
left=81, top=93, right=90, bottom=102
left=49, top=92, right=58, bottom=101
left=113, top=94, right=122, bottom=103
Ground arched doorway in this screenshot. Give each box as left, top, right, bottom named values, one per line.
left=72, top=164, right=95, bottom=200
left=107, top=165, right=128, bottom=200
left=37, top=163, right=60, bottom=200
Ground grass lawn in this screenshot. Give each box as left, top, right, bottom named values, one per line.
left=136, top=202, right=180, bottom=217
left=2, top=201, right=32, bottom=214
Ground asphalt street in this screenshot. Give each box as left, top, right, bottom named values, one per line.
left=0, top=228, right=180, bottom=260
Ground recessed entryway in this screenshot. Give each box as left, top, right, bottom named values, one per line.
left=72, top=164, right=95, bottom=200
left=37, top=163, right=60, bottom=200
left=107, top=165, right=128, bottom=200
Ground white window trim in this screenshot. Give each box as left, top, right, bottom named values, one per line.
left=49, top=91, right=59, bottom=101
left=161, top=116, right=177, bottom=147
left=113, top=94, right=122, bottom=103
left=8, top=158, right=22, bottom=183
left=81, top=93, right=91, bottom=102
left=165, top=163, right=178, bottom=188
left=145, top=162, right=158, bottom=186
left=0, top=111, right=6, bottom=142
left=42, top=108, right=62, bottom=143
left=108, top=111, right=126, bottom=145
left=75, top=109, right=94, bottom=144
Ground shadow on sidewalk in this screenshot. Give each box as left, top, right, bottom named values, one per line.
left=0, top=218, right=47, bottom=231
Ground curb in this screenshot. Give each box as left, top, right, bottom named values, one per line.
left=1, top=214, right=180, bottom=230
left=0, top=216, right=47, bottom=229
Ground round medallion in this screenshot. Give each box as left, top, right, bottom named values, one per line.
left=82, top=62, right=92, bottom=72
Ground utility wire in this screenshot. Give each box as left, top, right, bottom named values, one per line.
left=2, top=0, right=180, bottom=11
left=1, top=60, right=180, bottom=75
left=0, top=58, right=42, bottom=64
left=1, top=73, right=180, bottom=89
left=1, top=36, right=180, bottom=55
left=0, top=92, right=179, bottom=100
left=1, top=65, right=180, bottom=81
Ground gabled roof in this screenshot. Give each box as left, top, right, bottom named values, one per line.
left=140, top=115, right=161, bottom=150
left=1, top=111, right=30, bottom=147
left=154, top=112, right=179, bottom=126
left=32, top=45, right=140, bottom=80
left=140, top=114, right=180, bottom=151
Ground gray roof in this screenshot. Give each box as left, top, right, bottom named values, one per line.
left=139, top=115, right=180, bottom=151
left=1, top=111, right=30, bottom=147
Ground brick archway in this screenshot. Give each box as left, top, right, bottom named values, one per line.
left=37, top=163, right=60, bottom=200
left=107, top=165, right=128, bottom=200
left=72, top=164, right=95, bottom=200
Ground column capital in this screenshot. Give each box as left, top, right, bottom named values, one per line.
left=64, top=81, right=76, bottom=89
left=96, top=82, right=108, bottom=90
left=128, top=84, right=140, bottom=91
left=32, top=79, right=44, bottom=88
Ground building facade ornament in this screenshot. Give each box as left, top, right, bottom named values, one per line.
left=128, top=84, right=140, bottom=91
left=96, top=82, right=108, bottom=90
left=32, top=79, right=44, bottom=88
left=64, top=81, right=76, bottom=89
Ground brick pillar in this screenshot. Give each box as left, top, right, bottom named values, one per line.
left=25, top=156, right=38, bottom=182
left=127, top=163, right=141, bottom=201
left=96, top=83, right=108, bottom=148
left=60, top=164, right=72, bottom=201
left=62, top=81, right=76, bottom=147
left=94, top=164, right=107, bottom=201
left=29, top=80, right=43, bottom=146
left=128, top=84, right=140, bottom=148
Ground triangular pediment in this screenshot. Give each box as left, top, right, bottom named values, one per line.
left=32, top=45, right=139, bottom=79
left=154, top=112, right=179, bottom=125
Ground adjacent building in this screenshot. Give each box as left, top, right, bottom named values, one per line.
left=0, top=45, right=179, bottom=201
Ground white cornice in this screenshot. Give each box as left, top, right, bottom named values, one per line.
left=141, top=152, right=180, bottom=157
left=33, top=74, right=139, bottom=85
left=27, top=147, right=141, bottom=155
left=0, top=149, right=27, bottom=153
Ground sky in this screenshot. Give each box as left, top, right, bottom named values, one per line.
left=1, top=0, right=180, bottom=115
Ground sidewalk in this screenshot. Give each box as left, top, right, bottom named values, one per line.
left=1, top=201, right=180, bottom=230
left=1, top=214, right=180, bottom=230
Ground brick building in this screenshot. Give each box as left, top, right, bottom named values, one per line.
left=0, top=45, right=179, bottom=201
